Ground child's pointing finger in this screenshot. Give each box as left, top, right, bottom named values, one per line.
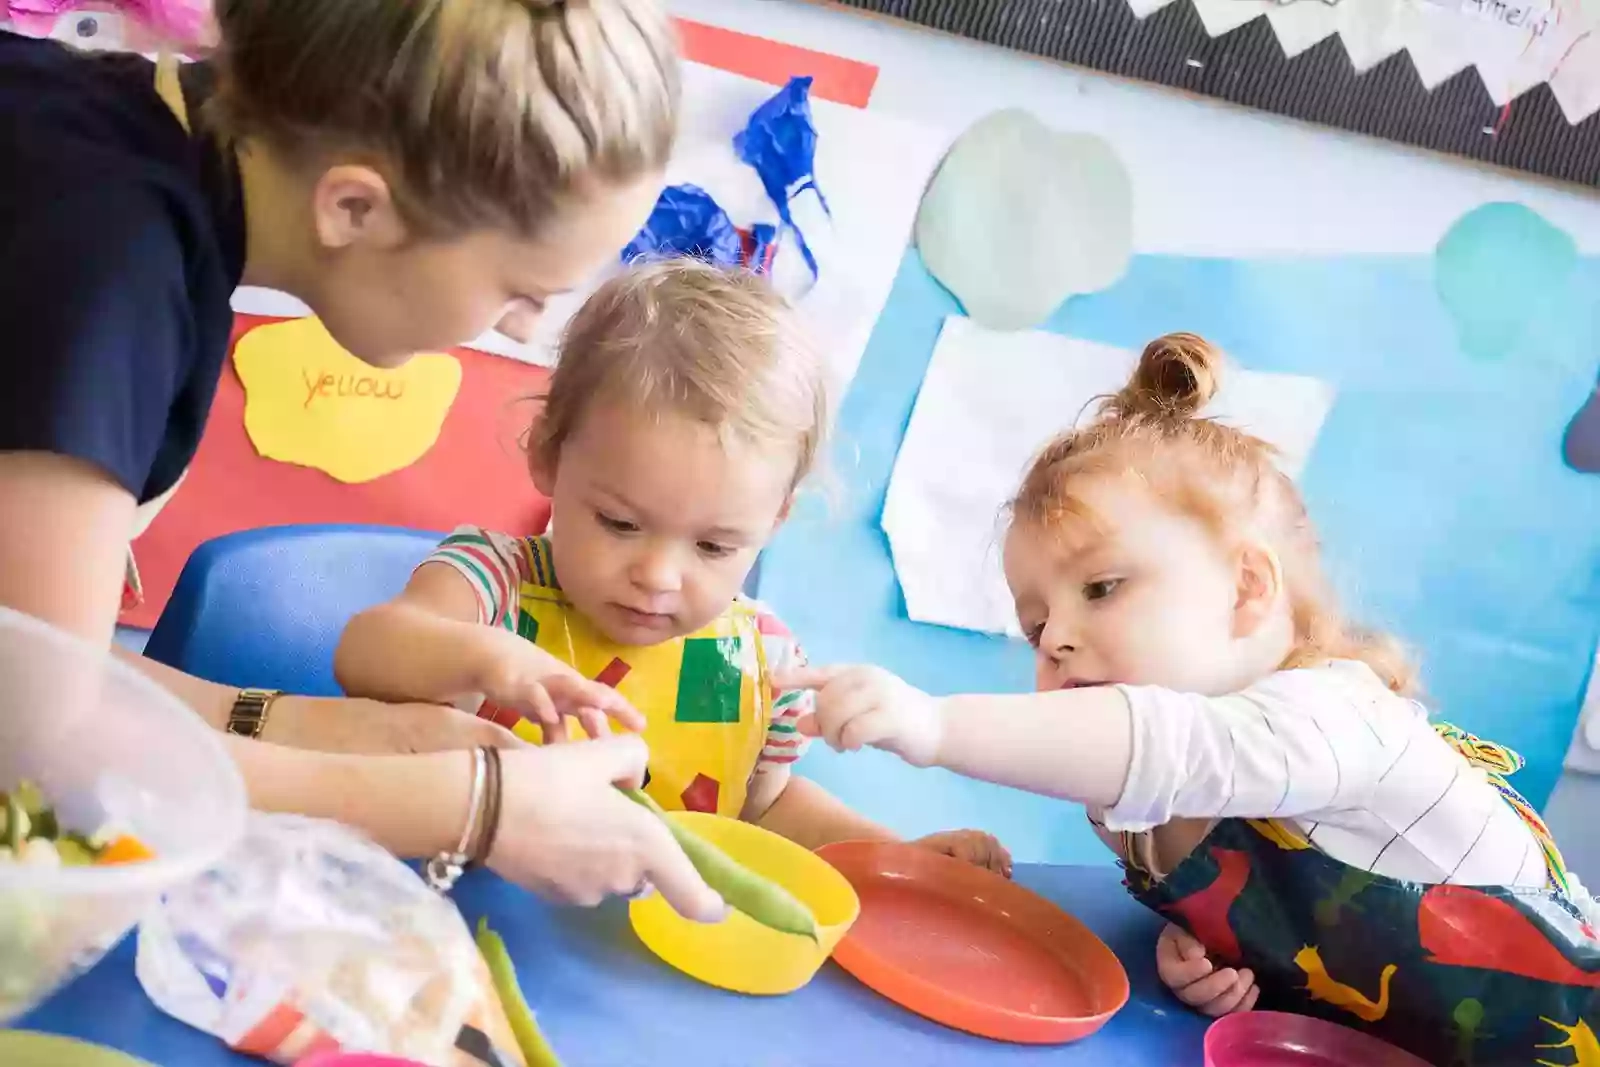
left=771, top=665, right=844, bottom=693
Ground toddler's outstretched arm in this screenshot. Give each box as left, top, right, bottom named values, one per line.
left=774, top=664, right=1134, bottom=809
left=777, top=662, right=1400, bottom=830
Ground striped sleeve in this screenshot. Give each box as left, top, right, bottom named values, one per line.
left=419, top=526, right=531, bottom=630
left=754, top=609, right=812, bottom=768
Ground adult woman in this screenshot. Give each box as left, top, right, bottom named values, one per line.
left=0, top=0, right=724, bottom=921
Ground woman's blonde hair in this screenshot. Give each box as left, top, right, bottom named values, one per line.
left=533, top=258, right=829, bottom=493
left=1009, top=332, right=1417, bottom=695
left=207, top=0, right=679, bottom=238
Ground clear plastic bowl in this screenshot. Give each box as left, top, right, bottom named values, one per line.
left=0, top=607, right=247, bottom=1022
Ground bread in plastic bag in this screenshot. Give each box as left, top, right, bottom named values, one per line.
left=135, top=812, right=527, bottom=1066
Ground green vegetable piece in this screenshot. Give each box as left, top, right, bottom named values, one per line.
left=476, top=918, right=564, bottom=1067
left=13, top=781, right=45, bottom=818
left=4, top=793, right=27, bottom=852
left=618, top=787, right=820, bottom=943
left=55, top=838, right=96, bottom=867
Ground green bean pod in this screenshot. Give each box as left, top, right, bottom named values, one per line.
left=619, top=786, right=820, bottom=943
left=476, top=918, right=564, bottom=1067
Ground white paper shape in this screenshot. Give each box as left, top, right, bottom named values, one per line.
left=882, top=318, right=1338, bottom=637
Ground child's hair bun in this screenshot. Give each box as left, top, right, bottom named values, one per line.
left=1107, top=332, right=1223, bottom=421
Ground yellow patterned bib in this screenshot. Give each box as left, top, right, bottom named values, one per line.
left=507, top=541, right=772, bottom=818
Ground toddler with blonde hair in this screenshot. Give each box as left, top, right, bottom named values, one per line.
left=338, top=258, right=1007, bottom=872
left=782, top=333, right=1599, bottom=1064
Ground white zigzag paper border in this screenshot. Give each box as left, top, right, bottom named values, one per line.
left=1124, top=0, right=1600, bottom=124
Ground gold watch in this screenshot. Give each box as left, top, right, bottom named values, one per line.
left=227, top=688, right=282, bottom=739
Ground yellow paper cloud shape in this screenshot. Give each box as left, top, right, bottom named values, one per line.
left=233, top=317, right=463, bottom=484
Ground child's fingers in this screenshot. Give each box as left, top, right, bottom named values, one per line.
left=987, top=835, right=1014, bottom=878
left=1156, top=924, right=1210, bottom=981
left=574, top=705, right=614, bottom=740
left=1174, top=967, right=1241, bottom=1009
left=546, top=676, right=646, bottom=732
left=1238, top=983, right=1260, bottom=1013
left=534, top=688, right=570, bottom=743
left=1157, top=948, right=1215, bottom=990
left=1159, top=922, right=1208, bottom=962
left=516, top=684, right=558, bottom=732
left=836, top=707, right=898, bottom=752
left=815, top=680, right=889, bottom=748
left=1200, top=969, right=1256, bottom=1017
left=770, top=664, right=846, bottom=693
left=913, top=830, right=1009, bottom=876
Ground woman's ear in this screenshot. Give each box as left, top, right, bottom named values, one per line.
left=1233, top=541, right=1284, bottom=638
left=310, top=165, right=405, bottom=252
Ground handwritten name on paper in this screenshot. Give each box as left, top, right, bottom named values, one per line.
left=234, top=317, right=463, bottom=483
left=1420, top=0, right=1553, bottom=36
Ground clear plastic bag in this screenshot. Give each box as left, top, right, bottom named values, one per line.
left=136, top=813, right=526, bottom=1067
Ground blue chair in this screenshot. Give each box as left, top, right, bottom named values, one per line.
left=144, top=524, right=770, bottom=697
left=144, top=524, right=444, bottom=696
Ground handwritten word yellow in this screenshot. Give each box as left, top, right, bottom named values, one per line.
left=302, top=370, right=408, bottom=408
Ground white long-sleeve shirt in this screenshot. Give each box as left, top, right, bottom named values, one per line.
left=1100, top=660, right=1567, bottom=895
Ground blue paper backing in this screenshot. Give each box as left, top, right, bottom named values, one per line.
left=759, top=248, right=1600, bottom=866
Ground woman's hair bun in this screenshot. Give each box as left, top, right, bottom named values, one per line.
left=1106, top=332, right=1223, bottom=421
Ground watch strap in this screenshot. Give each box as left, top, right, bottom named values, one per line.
left=227, top=688, right=281, bottom=739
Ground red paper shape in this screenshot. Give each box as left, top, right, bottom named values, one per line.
left=673, top=18, right=878, bottom=108
left=681, top=773, right=721, bottom=814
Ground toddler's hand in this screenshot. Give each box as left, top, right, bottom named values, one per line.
left=480, top=639, right=645, bottom=742
left=774, top=665, right=943, bottom=768
left=1155, top=923, right=1259, bottom=1016
left=914, top=829, right=1013, bottom=877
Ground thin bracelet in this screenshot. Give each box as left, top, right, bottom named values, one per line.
left=471, top=746, right=504, bottom=869
left=424, top=747, right=487, bottom=894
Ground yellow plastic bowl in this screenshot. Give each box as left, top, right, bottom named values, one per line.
left=630, top=812, right=860, bottom=995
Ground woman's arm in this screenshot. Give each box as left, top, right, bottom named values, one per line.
left=117, top=646, right=521, bottom=755
left=233, top=736, right=468, bottom=857
left=0, top=453, right=138, bottom=648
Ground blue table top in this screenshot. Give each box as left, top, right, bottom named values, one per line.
left=20, top=863, right=1208, bottom=1066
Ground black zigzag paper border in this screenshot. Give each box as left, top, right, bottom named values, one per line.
left=828, top=0, right=1600, bottom=189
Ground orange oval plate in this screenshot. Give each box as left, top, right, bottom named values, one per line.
left=816, top=842, right=1130, bottom=1044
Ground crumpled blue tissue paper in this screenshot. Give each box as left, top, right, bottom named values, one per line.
left=733, top=75, right=830, bottom=279
left=621, top=183, right=743, bottom=267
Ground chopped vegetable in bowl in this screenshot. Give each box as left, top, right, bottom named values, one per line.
left=0, top=780, right=154, bottom=869
left=0, top=780, right=158, bottom=1020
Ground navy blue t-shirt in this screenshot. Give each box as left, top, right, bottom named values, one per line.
left=0, top=32, right=245, bottom=503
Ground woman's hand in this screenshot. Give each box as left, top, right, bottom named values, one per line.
left=913, top=829, right=1013, bottom=877
left=477, top=636, right=644, bottom=742
left=261, top=695, right=526, bottom=755
left=488, top=735, right=728, bottom=922
left=1156, top=923, right=1259, bottom=1016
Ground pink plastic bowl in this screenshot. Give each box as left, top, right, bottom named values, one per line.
left=1205, top=1012, right=1432, bottom=1067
